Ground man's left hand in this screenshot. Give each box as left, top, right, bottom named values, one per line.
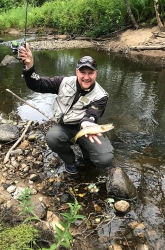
left=81, top=121, right=102, bottom=144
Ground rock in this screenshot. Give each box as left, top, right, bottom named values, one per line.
left=10, top=149, right=23, bottom=156
left=46, top=210, right=64, bottom=231
left=0, top=38, right=3, bottom=43
left=28, top=134, right=37, bottom=141
left=13, top=187, right=25, bottom=199
left=136, top=244, right=149, bottom=250
left=7, top=185, right=17, bottom=193
left=60, top=193, right=70, bottom=203
left=0, top=197, right=5, bottom=204
left=30, top=188, right=37, bottom=195
left=109, top=244, right=123, bottom=250
left=0, top=123, right=19, bottom=142
left=114, top=200, right=130, bottom=213
left=18, top=140, right=29, bottom=150
left=0, top=55, right=18, bottom=66
left=29, top=173, right=39, bottom=181
left=106, top=167, right=137, bottom=199
left=32, top=201, right=47, bottom=219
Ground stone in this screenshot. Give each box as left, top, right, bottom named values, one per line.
left=114, top=200, right=130, bottom=213
left=32, top=201, right=47, bottom=219
left=28, top=134, right=37, bottom=141
left=13, top=187, right=25, bottom=199
left=0, top=197, right=5, bottom=204
left=10, top=149, right=22, bottom=156
left=0, top=55, right=18, bottom=66
left=46, top=210, right=64, bottom=231
left=18, top=140, right=29, bottom=150
left=109, top=244, right=123, bottom=250
left=7, top=185, right=17, bottom=193
left=106, top=167, right=137, bottom=199
left=0, top=123, right=19, bottom=142
left=136, top=245, right=149, bottom=250
left=29, top=173, right=39, bottom=181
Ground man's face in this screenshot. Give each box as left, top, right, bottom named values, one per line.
left=76, top=66, right=98, bottom=90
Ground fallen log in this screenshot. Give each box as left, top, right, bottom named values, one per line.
left=152, top=32, right=165, bottom=38
left=129, top=45, right=165, bottom=51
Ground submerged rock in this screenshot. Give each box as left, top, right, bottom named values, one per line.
left=106, top=167, right=137, bottom=199
left=0, top=55, right=18, bottom=66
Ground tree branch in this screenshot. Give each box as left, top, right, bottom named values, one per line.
left=6, top=89, right=54, bottom=121
left=4, top=120, right=32, bottom=163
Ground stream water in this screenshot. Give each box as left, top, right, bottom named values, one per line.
left=0, top=38, right=165, bottom=249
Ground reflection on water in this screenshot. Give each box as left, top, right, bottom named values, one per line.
left=1, top=41, right=165, bottom=248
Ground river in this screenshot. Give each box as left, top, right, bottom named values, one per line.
left=0, top=38, right=165, bottom=249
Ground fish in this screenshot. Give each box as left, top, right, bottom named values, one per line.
left=72, top=123, right=114, bottom=144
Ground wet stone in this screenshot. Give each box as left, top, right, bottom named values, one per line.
left=0, top=55, right=18, bottom=66
left=106, top=167, right=137, bottom=199
left=60, top=193, right=70, bottom=203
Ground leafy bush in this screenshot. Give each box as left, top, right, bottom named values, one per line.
left=0, top=0, right=165, bottom=37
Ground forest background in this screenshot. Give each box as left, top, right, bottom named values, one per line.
left=0, top=0, right=165, bottom=38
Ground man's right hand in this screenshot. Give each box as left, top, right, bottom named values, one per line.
left=19, top=43, right=34, bottom=70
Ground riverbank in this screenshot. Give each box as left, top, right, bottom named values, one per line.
left=6, top=25, right=165, bottom=67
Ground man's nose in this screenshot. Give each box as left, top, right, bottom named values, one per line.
left=84, top=73, right=90, bottom=78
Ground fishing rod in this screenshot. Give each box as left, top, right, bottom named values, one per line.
left=11, top=0, right=28, bottom=58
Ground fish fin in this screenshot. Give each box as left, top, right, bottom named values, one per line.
left=70, top=137, right=76, bottom=145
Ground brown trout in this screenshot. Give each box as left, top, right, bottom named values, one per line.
left=72, top=123, right=114, bottom=144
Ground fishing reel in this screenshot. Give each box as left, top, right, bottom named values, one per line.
left=11, top=41, right=25, bottom=60
left=11, top=41, right=26, bottom=77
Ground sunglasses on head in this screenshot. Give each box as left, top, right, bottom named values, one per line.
left=78, top=58, right=97, bottom=67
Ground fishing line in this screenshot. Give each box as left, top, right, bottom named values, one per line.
left=11, top=0, right=28, bottom=56
left=24, top=0, right=29, bottom=44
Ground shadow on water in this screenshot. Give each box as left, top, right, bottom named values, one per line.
left=1, top=36, right=165, bottom=249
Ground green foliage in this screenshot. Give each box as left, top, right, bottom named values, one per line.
left=42, top=199, right=85, bottom=250
left=0, top=223, right=38, bottom=250
left=0, top=0, right=165, bottom=37
left=18, top=188, right=85, bottom=249
left=18, top=187, right=40, bottom=223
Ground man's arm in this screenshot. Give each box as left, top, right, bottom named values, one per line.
left=19, top=43, right=64, bottom=94
left=23, top=66, right=65, bottom=94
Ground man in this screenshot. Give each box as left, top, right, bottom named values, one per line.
left=19, top=44, right=114, bottom=174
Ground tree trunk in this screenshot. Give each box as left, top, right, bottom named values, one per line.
left=154, top=0, right=164, bottom=30
left=123, top=0, right=139, bottom=29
